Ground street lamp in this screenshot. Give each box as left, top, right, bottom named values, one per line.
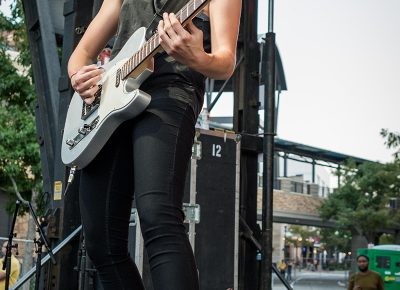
left=296, top=237, right=302, bottom=266
left=283, top=225, right=288, bottom=259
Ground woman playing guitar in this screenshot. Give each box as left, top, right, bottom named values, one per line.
left=67, top=0, right=241, bottom=289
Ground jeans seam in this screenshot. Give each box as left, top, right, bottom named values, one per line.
left=105, top=145, right=126, bottom=289
left=169, top=103, right=192, bottom=200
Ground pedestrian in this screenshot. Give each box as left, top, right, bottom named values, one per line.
left=286, top=259, right=293, bottom=281
left=0, top=241, right=21, bottom=289
left=347, top=255, right=384, bottom=290
left=278, top=259, right=287, bottom=277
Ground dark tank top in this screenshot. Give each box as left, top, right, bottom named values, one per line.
left=112, top=0, right=211, bottom=114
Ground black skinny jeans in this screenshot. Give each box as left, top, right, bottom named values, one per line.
left=79, top=90, right=199, bottom=290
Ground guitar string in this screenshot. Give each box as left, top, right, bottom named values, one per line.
left=120, top=0, right=206, bottom=79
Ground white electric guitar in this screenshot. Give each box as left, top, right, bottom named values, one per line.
left=62, top=0, right=209, bottom=169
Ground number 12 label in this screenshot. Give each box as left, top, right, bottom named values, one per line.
left=212, top=144, right=222, bottom=157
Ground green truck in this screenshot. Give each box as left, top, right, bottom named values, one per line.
left=357, top=245, right=400, bottom=290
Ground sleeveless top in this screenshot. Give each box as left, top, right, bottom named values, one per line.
left=112, top=0, right=211, bottom=114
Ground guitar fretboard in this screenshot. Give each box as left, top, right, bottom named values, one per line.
left=120, top=0, right=208, bottom=80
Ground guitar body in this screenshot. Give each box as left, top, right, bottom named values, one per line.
left=62, top=0, right=210, bottom=169
left=61, top=27, right=152, bottom=169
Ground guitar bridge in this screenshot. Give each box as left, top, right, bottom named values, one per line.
left=81, top=85, right=102, bottom=120
left=66, top=116, right=100, bottom=149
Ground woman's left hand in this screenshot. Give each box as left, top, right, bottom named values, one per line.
left=158, top=12, right=206, bottom=67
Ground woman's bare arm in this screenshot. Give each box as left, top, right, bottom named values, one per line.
left=67, top=0, right=121, bottom=103
left=68, top=0, right=121, bottom=77
left=158, top=0, right=242, bottom=80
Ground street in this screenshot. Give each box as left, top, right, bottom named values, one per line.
left=272, top=271, right=349, bottom=290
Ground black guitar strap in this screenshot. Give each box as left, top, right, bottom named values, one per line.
left=146, top=0, right=187, bottom=39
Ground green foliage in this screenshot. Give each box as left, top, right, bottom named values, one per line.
left=320, top=160, right=400, bottom=242
left=320, top=228, right=351, bottom=254
left=0, top=0, right=42, bottom=211
left=287, top=226, right=352, bottom=255
left=286, top=225, right=319, bottom=247
left=381, top=129, right=400, bottom=161
left=379, top=233, right=395, bottom=245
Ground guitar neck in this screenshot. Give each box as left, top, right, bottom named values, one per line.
left=120, top=0, right=209, bottom=80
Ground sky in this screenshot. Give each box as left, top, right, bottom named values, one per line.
left=256, top=0, right=400, bottom=163
left=211, top=0, right=400, bottom=164
left=1, top=0, right=399, bottom=164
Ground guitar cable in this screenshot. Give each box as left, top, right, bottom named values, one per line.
left=64, top=166, right=77, bottom=197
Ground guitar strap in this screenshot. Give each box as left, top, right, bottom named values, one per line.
left=146, top=0, right=187, bottom=39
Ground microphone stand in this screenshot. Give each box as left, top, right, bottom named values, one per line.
left=3, top=177, right=56, bottom=290
left=26, top=201, right=57, bottom=290
left=74, top=233, right=98, bottom=290
left=3, top=200, right=20, bottom=290
left=7, top=177, right=56, bottom=289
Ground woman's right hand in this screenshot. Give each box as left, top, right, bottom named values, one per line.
left=70, top=64, right=104, bottom=105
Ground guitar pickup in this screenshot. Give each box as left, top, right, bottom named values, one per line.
left=81, top=85, right=102, bottom=120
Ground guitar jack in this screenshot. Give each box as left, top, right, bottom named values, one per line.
left=64, top=166, right=77, bottom=197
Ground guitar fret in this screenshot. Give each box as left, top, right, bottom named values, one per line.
left=149, top=38, right=152, bottom=52
left=188, top=4, right=192, bottom=17
left=134, top=53, right=137, bottom=68
left=119, top=0, right=208, bottom=79
left=148, top=41, right=151, bottom=56
left=185, top=4, right=188, bottom=18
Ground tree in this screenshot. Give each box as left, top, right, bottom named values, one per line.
left=0, top=0, right=42, bottom=209
left=1, top=2, right=45, bottom=286
left=381, top=129, right=400, bottom=161
left=320, top=228, right=351, bottom=255
left=319, top=157, right=400, bottom=273
left=320, top=161, right=400, bottom=242
left=286, top=225, right=321, bottom=267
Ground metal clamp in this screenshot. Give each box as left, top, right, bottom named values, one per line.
left=183, top=203, right=200, bottom=224
left=192, top=140, right=202, bottom=160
